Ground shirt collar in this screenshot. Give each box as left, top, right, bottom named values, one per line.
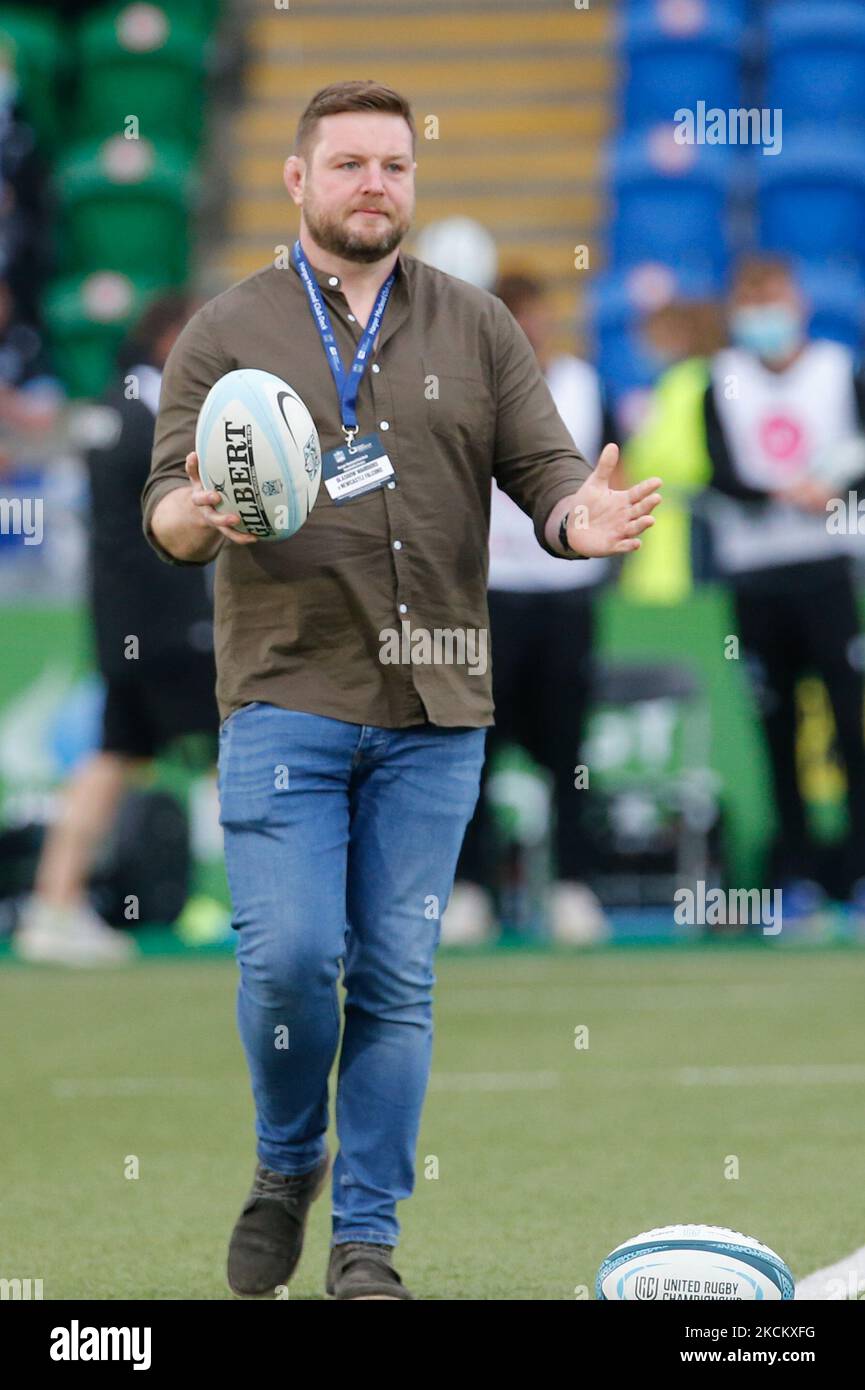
left=289, top=245, right=411, bottom=351
left=290, top=244, right=407, bottom=294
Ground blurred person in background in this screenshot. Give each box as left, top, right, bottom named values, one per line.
left=0, top=277, right=62, bottom=443
left=620, top=297, right=727, bottom=605
left=14, top=292, right=219, bottom=966
left=643, top=300, right=727, bottom=370
left=0, top=61, right=58, bottom=468
left=696, top=256, right=865, bottom=916
left=444, top=272, right=617, bottom=945
left=0, top=62, right=51, bottom=327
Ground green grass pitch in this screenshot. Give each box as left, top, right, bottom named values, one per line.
left=2, top=944, right=863, bottom=1299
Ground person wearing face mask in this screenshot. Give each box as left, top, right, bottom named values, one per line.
left=700, top=254, right=865, bottom=918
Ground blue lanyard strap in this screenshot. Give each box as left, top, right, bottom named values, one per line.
left=292, top=238, right=395, bottom=440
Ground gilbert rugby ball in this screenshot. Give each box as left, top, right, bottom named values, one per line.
left=596, top=1225, right=795, bottom=1301
left=195, top=369, right=321, bottom=540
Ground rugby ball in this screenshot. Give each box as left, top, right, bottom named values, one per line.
left=195, top=369, right=321, bottom=540
left=596, top=1225, right=795, bottom=1301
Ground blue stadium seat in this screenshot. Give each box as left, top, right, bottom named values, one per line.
left=766, top=4, right=865, bottom=130
left=620, top=9, right=745, bottom=129
left=792, top=261, right=865, bottom=349
left=588, top=282, right=654, bottom=400
left=757, top=130, right=865, bottom=266
left=595, top=330, right=658, bottom=407
left=621, top=0, right=751, bottom=23
left=608, top=130, right=738, bottom=277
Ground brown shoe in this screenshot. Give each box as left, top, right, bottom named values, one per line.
left=227, top=1151, right=330, bottom=1298
left=325, top=1242, right=414, bottom=1300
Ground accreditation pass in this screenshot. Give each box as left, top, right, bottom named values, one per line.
left=322, top=432, right=395, bottom=505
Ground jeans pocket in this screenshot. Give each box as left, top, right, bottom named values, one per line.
left=219, top=701, right=264, bottom=737
left=217, top=703, right=296, bottom=828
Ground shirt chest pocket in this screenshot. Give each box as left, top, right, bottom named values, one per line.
left=422, top=354, right=494, bottom=453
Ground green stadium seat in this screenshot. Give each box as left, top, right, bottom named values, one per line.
left=166, top=0, right=222, bottom=31
left=101, top=1, right=222, bottom=36
left=42, top=269, right=168, bottom=399
left=0, top=5, right=63, bottom=148
left=54, top=136, right=194, bottom=282
left=75, top=3, right=209, bottom=151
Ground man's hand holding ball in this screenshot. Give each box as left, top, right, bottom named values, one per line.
left=185, top=451, right=259, bottom=546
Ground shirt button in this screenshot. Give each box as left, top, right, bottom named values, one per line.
left=347, top=314, right=356, bottom=322
left=380, top=420, right=389, bottom=430
left=386, top=481, right=396, bottom=490
left=393, top=540, right=402, bottom=551
left=372, top=364, right=381, bottom=373
left=398, top=603, right=408, bottom=614
left=328, top=276, right=339, bottom=287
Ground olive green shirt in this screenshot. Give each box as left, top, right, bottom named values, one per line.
left=141, top=250, right=592, bottom=727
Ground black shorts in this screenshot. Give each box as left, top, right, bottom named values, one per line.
left=101, top=651, right=219, bottom=759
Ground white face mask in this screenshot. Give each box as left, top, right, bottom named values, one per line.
left=729, top=303, right=803, bottom=364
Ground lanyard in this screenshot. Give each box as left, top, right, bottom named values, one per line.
left=292, top=238, right=395, bottom=447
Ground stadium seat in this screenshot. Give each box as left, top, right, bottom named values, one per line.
left=74, top=3, right=208, bottom=151
left=608, top=128, right=738, bottom=277
left=619, top=8, right=745, bottom=130
left=42, top=270, right=165, bottom=399
left=54, top=137, right=194, bottom=282
left=792, top=261, right=865, bottom=350
left=621, top=0, right=751, bottom=23
left=158, top=0, right=222, bottom=30
left=594, top=318, right=659, bottom=403
left=757, top=130, right=865, bottom=267
left=766, top=4, right=865, bottom=131
left=0, top=5, right=62, bottom=148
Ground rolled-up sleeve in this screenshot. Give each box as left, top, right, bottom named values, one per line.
left=490, top=298, right=594, bottom=556
left=141, top=302, right=231, bottom=565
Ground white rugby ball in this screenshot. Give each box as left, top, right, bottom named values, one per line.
left=195, top=369, right=321, bottom=540
left=596, top=1224, right=795, bottom=1301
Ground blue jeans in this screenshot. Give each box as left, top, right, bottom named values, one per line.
left=217, top=702, right=486, bottom=1248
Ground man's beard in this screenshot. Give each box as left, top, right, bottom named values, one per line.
left=303, top=193, right=411, bottom=263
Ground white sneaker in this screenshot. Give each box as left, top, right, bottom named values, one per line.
left=14, top=897, right=138, bottom=967
left=549, top=881, right=610, bottom=945
left=440, top=882, right=496, bottom=945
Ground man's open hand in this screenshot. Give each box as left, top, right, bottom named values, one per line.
left=566, top=443, right=662, bottom=557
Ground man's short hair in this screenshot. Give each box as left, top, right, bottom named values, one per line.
left=118, top=290, right=194, bottom=368
left=294, top=80, right=417, bottom=162
left=731, top=253, right=797, bottom=297
left=495, top=272, right=545, bottom=317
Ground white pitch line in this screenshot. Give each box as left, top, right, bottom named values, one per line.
left=675, top=1063, right=865, bottom=1087
left=50, top=1072, right=863, bottom=1297
left=439, top=985, right=817, bottom=1013
left=429, top=1070, right=560, bottom=1092
left=796, top=1246, right=865, bottom=1300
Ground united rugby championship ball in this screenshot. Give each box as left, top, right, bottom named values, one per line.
left=195, top=369, right=321, bottom=540
left=596, top=1224, right=795, bottom=1300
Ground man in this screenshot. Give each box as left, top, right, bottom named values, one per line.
left=15, top=293, right=218, bottom=966
left=447, top=272, right=615, bottom=945
left=142, top=80, right=662, bottom=1301
left=700, top=255, right=865, bottom=912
